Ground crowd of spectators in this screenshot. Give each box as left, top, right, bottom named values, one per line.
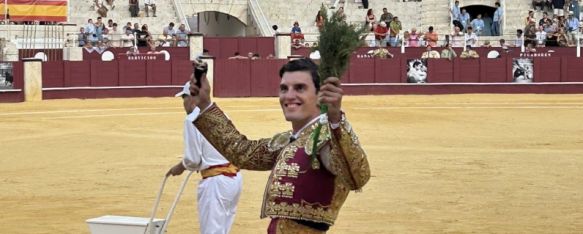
left=78, top=18, right=190, bottom=53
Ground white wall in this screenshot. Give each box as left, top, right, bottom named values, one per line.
left=198, top=12, right=246, bottom=37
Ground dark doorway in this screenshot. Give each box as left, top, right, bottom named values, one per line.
left=462, top=5, right=497, bottom=36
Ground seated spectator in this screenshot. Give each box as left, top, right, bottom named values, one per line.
left=403, top=31, right=410, bottom=46
left=251, top=53, right=261, bottom=60
left=408, top=28, right=420, bottom=47
left=315, top=10, right=324, bottom=30
left=482, top=40, right=492, bottom=47
left=106, top=19, right=114, bottom=31
left=129, top=0, right=138, bottom=17
left=175, top=24, right=190, bottom=47
left=499, top=38, right=509, bottom=50
left=108, top=23, right=121, bottom=47
left=525, top=21, right=537, bottom=45
left=465, top=26, right=478, bottom=47
left=535, top=26, right=547, bottom=47
left=121, top=28, right=135, bottom=47
left=424, top=26, right=438, bottom=47
left=95, top=41, right=108, bottom=54
left=337, top=7, right=345, bottom=18
left=159, top=22, right=176, bottom=47
left=365, top=9, right=375, bottom=30
left=451, top=26, right=464, bottom=47
left=374, top=21, right=389, bottom=47
left=556, top=27, right=570, bottom=47
left=145, top=0, right=156, bottom=17
left=78, top=27, right=87, bottom=47
left=84, top=41, right=95, bottom=53
left=266, top=54, right=275, bottom=59
left=380, top=8, right=393, bottom=25
left=533, top=0, right=546, bottom=11
left=421, top=45, right=440, bottom=58
left=292, top=39, right=303, bottom=49
left=136, top=25, right=151, bottom=47
left=440, top=42, right=457, bottom=60
left=525, top=10, right=536, bottom=27
left=539, top=12, right=552, bottom=28
left=291, top=22, right=304, bottom=41
left=470, top=14, right=485, bottom=36
left=95, top=0, right=108, bottom=17
left=106, top=0, right=115, bottom=10
left=228, top=52, right=248, bottom=59
left=515, top=29, right=524, bottom=47
left=460, top=45, right=479, bottom=59
left=123, top=22, right=133, bottom=32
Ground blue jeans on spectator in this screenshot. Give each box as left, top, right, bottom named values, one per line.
left=388, top=36, right=398, bottom=47
left=491, top=21, right=500, bottom=36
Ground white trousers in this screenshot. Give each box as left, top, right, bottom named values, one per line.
left=197, top=172, right=242, bottom=234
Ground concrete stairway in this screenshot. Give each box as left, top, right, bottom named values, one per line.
left=68, top=0, right=181, bottom=35
left=258, top=0, right=333, bottom=41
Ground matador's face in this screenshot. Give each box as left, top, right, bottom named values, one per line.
left=279, top=71, right=320, bottom=128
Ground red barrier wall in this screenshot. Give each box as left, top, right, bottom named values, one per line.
left=203, top=37, right=276, bottom=59
left=82, top=47, right=190, bottom=61
left=212, top=57, right=583, bottom=97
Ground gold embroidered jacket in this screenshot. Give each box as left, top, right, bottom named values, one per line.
left=194, top=104, right=370, bottom=225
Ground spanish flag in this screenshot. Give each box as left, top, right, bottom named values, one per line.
left=0, top=0, right=67, bottom=22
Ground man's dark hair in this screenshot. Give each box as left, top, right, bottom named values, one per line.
left=383, top=7, right=387, bottom=10
left=169, top=22, right=174, bottom=27
left=428, top=26, right=434, bottom=32
left=279, top=59, right=320, bottom=92
left=495, top=2, right=500, bottom=7
left=113, top=23, right=117, bottom=27
left=234, top=52, right=240, bottom=56
left=517, top=29, right=523, bottom=34
left=272, top=25, right=278, bottom=31
left=97, top=17, right=102, bottom=20
left=203, top=49, right=209, bottom=53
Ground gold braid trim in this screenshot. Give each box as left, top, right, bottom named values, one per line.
left=193, top=104, right=280, bottom=171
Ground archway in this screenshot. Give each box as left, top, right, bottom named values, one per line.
left=462, top=5, right=496, bottom=36
left=195, top=11, right=247, bottom=37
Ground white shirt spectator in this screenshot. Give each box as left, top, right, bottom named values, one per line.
left=464, top=32, right=478, bottom=47
left=144, top=0, right=155, bottom=4
left=163, top=26, right=176, bottom=36
left=535, top=31, right=547, bottom=45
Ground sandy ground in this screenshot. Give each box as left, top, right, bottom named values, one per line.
left=1, top=94, right=583, bottom=234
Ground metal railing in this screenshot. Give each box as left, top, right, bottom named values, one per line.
left=172, top=0, right=191, bottom=32
left=248, top=0, right=274, bottom=36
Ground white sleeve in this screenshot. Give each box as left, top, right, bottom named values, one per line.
left=181, top=115, right=203, bottom=171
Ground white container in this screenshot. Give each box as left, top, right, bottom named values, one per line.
left=86, top=215, right=165, bottom=234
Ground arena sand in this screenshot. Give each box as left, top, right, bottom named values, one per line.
left=1, top=94, right=582, bottom=233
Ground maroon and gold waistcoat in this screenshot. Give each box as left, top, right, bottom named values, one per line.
left=194, top=104, right=370, bottom=226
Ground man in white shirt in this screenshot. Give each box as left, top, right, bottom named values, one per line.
left=167, top=80, right=243, bottom=234
left=464, top=26, right=479, bottom=47
left=144, top=0, right=156, bottom=17
left=535, top=26, right=547, bottom=47
left=451, top=26, right=464, bottom=47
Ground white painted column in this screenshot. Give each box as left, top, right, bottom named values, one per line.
left=200, top=56, right=214, bottom=98
left=189, top=32, right=204, bottom=61
left=23, top=58, right=43, bottom=102
left=275, top=33, right=291, bottom=59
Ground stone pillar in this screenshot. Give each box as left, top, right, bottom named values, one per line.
left=2, top=41, right=19, bottom=61
left=189, top=32, right=204, bottom=61
left=200, top=56, right=215, bottom=98
left=63, top=47, right=83, bottom=61
left=275, top=33, right=291, bottom=59
left=23, top=58, right=43, bottom=102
